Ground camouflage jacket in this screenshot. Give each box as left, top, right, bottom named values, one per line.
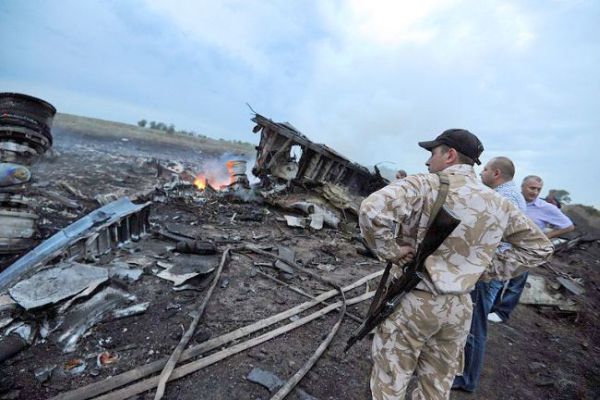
left=359, top=164, right=553, bottom=294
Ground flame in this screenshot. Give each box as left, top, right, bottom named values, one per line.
left=193, top=160, right=245, bottom=191
left=226, top=160, right=235, bottom=184
left=194, top=175, right=206, bottom=190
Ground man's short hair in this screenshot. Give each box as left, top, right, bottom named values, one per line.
left=489, top=157, right=515, bottom=179
left=439, top=145, right=475, bottom=165
left=522, top=175, right=543, bottom=185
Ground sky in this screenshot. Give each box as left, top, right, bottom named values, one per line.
left=1, top=0, right=598, bottom=206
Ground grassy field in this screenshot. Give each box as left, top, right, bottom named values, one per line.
left=53, top=113, right=256, bottom=156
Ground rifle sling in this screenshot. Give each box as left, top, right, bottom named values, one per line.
left=430, top=172, right=450, bottom=228
left=401, top=172, right=449, bottom=275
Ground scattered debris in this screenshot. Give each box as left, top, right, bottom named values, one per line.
left=284, top=215, right=306, bottom=228
left=556, top=276, right=585, bottom=296
left=520, top=274, right=579, bottom=312
left=316, top=263, right=336, bottom=272
left=156, top=266, right=202, bottom=287
left=58, top=181, right=86, bottom=199
left=35, top=187, right=80, bottom=209
left=4, top=321, right=35, bottom=344
left=50, top=271, right=381, bottom=400
left=0, top=194, right=39, bottom=254
left=64, top=358, right=87, bottom=375
left=97, top=351, right=119, bottom=367
left=55, top=286, right=147, bottom=353
left=107, top=261, right=144, bottom=282
left=1, top=108, right=597, bottom=400
left=273, top=260, right=295, bottom=275
left=8, top=262, right=109, bottom=310
left=278, top=247, right=296, bottom=264
left=155, top=255, right=218, bottom=287
left=309, top=213, right=324, bottom=230
left=0, top=197, right=151, bottom=292
left=0, top=316, right=13, bottom=329
left=246, top=367, right=317, bottom=400
left=34, top=364, right=56, bottom=383
left=153, top=248, right=231, bottom=399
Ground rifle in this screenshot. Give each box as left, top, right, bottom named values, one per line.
left=345, top=187, right=460, bottom=352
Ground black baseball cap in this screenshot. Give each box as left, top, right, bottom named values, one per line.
left=418, top=129, right=484, bottom=165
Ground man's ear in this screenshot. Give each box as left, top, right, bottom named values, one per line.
left=446, top=148, right=458, bottom=164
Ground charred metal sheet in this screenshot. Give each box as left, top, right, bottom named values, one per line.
left=251, top=114, right=387, bottom=196
left=0, top=194, right=38, bottom=254
left=54, top=286, right=146, bottom=353
left=8, top=263, right=109, bottom=310
left=0, top=197, right=151, bottom=292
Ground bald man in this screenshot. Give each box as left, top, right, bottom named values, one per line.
left=453, top=156, right=528, bottom=392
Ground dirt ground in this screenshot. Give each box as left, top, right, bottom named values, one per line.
left=1, top=123, right=599, bottom=400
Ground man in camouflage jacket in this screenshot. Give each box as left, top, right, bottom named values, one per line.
left=359, top=129, right=553, bottom=400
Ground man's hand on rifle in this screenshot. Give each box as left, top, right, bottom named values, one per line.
left=394, top=245, right=416, bottom=265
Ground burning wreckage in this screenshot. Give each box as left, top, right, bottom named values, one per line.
left=0, top=98, right=598, bottom=399
left=0, top=103, right=392, bottom=399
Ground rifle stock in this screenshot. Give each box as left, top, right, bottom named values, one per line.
left=345, top=205, right=460, bottom=352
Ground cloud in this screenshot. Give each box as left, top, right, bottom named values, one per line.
left=318, top=1, right=536, bottom=57
left=143, top=0, right=320, bottom=73
left=1, top=0, right=598, bottom=206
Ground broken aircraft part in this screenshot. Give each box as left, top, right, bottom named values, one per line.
left=0, top=197, right=151, bottom=292
left=251, top=114, right=387, bottom=196
left=0, top=163, right=31, bottom=187
left=226, top=159, right=250, bottom=191
left=55, top=286, right=146, bottom=353
left=246, top=367, right=317, bottom=400
left=519, top=274, right=579, bottom=311
left=106, top=261, right=144, bottom=282
left=0, top=93, right=55, bottom=165
left=155, top=255, right=218, bottom=286
left=0, top=93, right=56, bottom=256
left=0, top=194, right=39, bottom=254
left=8, top=262, right=109, bottom=310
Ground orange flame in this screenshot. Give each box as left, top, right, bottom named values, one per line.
left=193, top=160, right=241, bottom=191
left=194, top=175, right=206, bottom=190
left=226, top=160, right=235, bottom=184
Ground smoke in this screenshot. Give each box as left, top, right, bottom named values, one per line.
left=196, top=152, right=259, bottom=186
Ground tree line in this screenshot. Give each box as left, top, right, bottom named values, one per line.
left=136, top=119, right=252, bottom=146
